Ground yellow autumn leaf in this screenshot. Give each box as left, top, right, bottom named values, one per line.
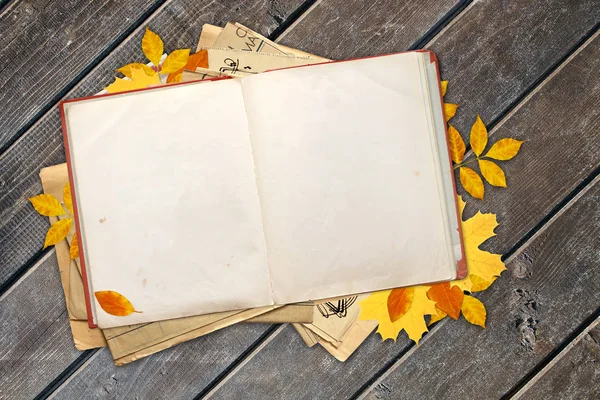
left=451, top=196, right=506, bottom=292
left=161, top=49, right=191, bottom=74
left=448, top=124, right=466, bottom=164
left=105, top=67, right=161, bottom=93
left=387, top=287, right=414, bottom=322
left=470, top=114, right=488, bottom=156
left=359, top=286, right=437, bottom=343
left=117, top=63, right=156, bottom=78
left=460, top=166, right=484, bottom=200
left=470, top=274, right=496, bottom=292
left=444, top=103, right=458, bottom=121
left=70, top=234, right=79, bottom=260
left=63, top=182, right=74, bottom=215
left=441, top=80, right=448, bottom=97
left=485, top=138, right=524, bottom=161
left=461, top=295, right=486, bottom=328
left=94, top=290, right=141, bottom=316
left=478, top=159, right=507, bottom=187
left=142, top=27, right=163, bottom=66
left=43, top=218, right=72, bottom=249
left=29, top=194, right=66, bottom=217
left=428, top=305, right=447, bottom=326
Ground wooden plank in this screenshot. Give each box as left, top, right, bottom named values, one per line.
left=512, top=316, right=600, bottom=400
left=0, top=0, right=306, bottom=290
left=0, top=0, right=164, bottom=152
left=202, top=10, right=600, bottom=400
left=0, top=252, right=81, bottom=399
left=360, top=176, right=600, bottom=399
left=0, top=2, right=307, bottom=398
left=277, top=0, right=460, bottom=59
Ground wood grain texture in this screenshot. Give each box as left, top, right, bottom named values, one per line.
left=361, top=176, right=600, bottom=400
left=0, top=0, right=305, bottom=291
left=515, top=319, right=600, bottom=400
left=0, top=251, right=81, bottom=399
left=0, top=2, right=305, bottom=399
left=204, top=10, right=600, bottom=400
left=277, top=0, right=459, bottom=59
left=0, top=0, right=164, bottom=152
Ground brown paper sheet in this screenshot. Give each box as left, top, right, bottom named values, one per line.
left=40, top=163, right=312, bottom=364
left=317, top=320, right=378, bottom=362
left=292, top=323, right=319, bottom=347
left=198, top=23, right=328, bottom=61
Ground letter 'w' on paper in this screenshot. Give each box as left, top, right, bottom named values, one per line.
left=61, top=51, right=465, bottom=329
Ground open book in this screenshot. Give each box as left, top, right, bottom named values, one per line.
left=60, top=51, right=466, bottom=329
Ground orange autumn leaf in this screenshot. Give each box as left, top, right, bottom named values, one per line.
left=445, top=103, right=458, bottom=121
left=461, top=295, right=486, bottom=328
left=29, top=194, right=66, bottom=217
left=478, top=159, right=507, bottom=187
left=167, top=50, right=209, bottom=83
left=142, top=27, right=163, bottom=66
left=448, top=124, right=466, bottom=164
left=428, top=305, right=447, bottom=326
left=44, top=218, right=72, bottom=249
left=117, top=63, right=156, bottom=78
left=470, top=114, right=488, bottom=156
left=460, top=166, right=484, bottom=200
left=387, top=287, right=414, bottom=322
left=166, top=72, right=182, bottom=83
left=94, top=290, right=141, bottom=316
left=441, top=80, right=448, bottom=97
left=70, top=234, right=79, bottom=260
left=426, top=282, right=464, bottom=320
left=63, top=182, right=74, bottom=215
left=161, top=49, right=191, bottom=74
left=485, top=138, right=524, bottom=161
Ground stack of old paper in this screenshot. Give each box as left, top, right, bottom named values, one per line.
left=45, top=22, right=380, bottom=365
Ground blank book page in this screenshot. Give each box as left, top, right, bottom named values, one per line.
left=242, top=53, right=455, bottom=303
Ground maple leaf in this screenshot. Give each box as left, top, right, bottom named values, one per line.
left=441, top=80, right=448, bottom=96
left=105, top=67, right=161, bottom=93
left=428, top=305, right=447, bottom=326
left=451, top=196, right=506, bottom=292
left=95, top=290, right=141, bottom=316
left=142, top=27, right=163, bottom=67
left=426, top=282, right=464, bottom=320
left=359, top=286, right=437, bottom=343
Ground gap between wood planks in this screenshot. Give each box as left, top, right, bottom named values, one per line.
left=18, top=2, right=595, bottom=398
left=15, top=1, right=315, bottom=398
left=191, top=14, right=600, bottom=400
left=507, top=313, right=600, bottom=399
left=349, top=29, right=600, bottom=400
left=0, top=0, right=169, bottom=157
